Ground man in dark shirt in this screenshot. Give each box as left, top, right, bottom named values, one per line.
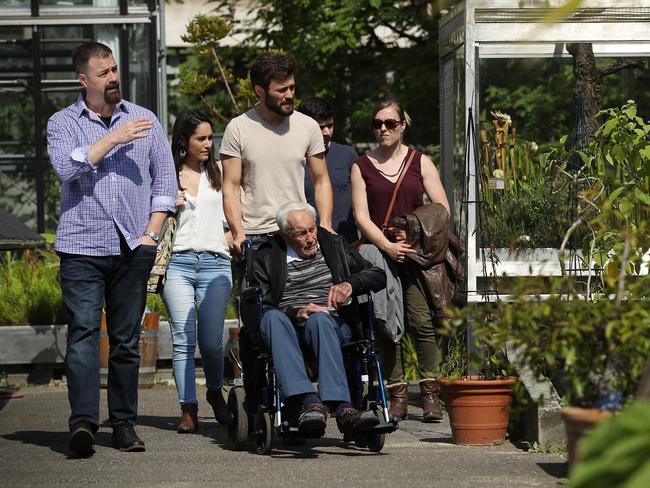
left=299, top=97, right=359, bottom=243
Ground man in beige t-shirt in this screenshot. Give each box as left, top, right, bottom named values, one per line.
left=221, top=52, right=333, bottom=254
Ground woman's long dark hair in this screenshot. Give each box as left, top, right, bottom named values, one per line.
left=171, top=110, right=222, bottom=191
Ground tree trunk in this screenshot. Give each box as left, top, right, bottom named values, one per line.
left=567, top=43, right=647, bottom=139
left=566, top=43, right=602, bottom=138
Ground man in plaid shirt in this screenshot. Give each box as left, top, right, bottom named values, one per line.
left=47, top=42, right=177, bottom=457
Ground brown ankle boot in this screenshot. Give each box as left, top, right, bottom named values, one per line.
left=387, top=383, right=408, bottom=420
left=177, top=403, right=198, bottom=433
left=206, top=389, right=228, bottom=425
left=420, top=380, right=443, bottom=423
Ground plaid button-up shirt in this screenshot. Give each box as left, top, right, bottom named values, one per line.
left=47, top=94, right=177, bottom=256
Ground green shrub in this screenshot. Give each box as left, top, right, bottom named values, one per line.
left=477, top=285, right=650, bottom=407
left=482, top=175, right=579, bottom=248
left=146, top=293, right=168, bottom=319
left=0, top=269, right=29, bottom=324
left=0, top=251, right=67, bottom=325
left=571, top=401, right=650, bottom=488
left=0, top=251, right=240, bottom=325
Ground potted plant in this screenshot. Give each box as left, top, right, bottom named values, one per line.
left=437, top=307, right=519, bottom=446
left=474, top=100, right=650, bottom=465
left=479, top=278, right=649, bottom=462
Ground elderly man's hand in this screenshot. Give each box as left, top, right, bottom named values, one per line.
left=327, top=281, right=352, bottom=309
left=296, top=303, right=330, bottom=321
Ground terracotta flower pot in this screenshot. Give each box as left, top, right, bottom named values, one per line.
left=560, top=406, right=613, bottom=468
left=440, top=376, right=517, bottom=445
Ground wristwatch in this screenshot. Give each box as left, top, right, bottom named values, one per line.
left=143, top=231, right=160, bottom=243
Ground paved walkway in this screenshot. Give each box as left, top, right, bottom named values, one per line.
left=0, top=384, right=566, bottom=487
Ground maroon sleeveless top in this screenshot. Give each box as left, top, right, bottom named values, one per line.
left=355, top=150, right=424, bottom=229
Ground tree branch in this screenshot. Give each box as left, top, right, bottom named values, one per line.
left=615, top=231, right=631, bottom=308
left=600, top=59, right=646, bottom=77
left=209, top=45, right=241, bottom=113
left=383, top=23, right=428, bottom=44
left=199, top=94, right=229, bottom=122
left=559, top=218, right=584, bottom=278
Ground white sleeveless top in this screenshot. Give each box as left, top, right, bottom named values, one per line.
left=172, top=163, right=230, bottom=259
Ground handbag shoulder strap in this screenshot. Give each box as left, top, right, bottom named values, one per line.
left=382, top=148, right=416, bottom=228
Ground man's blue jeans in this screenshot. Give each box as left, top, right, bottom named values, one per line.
left=59, top=242, right=156, bottom=431
left=162, top=251, right=232, bottom=404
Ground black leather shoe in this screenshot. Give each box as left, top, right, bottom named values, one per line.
left=297, top=403, right=327, bottom=435
left=69, top=421, right=95, bottom=457
left=112, top=424, right=146, bottom=452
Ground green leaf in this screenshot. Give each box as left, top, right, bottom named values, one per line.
left=603, top=117, right=618, bottom=135
left=605, top=185, right=627, bottom=205
left=623, top=104, right=637, bottom=120
left=619, top=197, right=634, bottom=217
left=579, top=151, right=592, bottom=165
left=626, top=461, right=650, bottom=488
left=634, top=188, right=650, bottom=206
left=639, top=145, right=650, bottom=160
left=369, top=0, right=381, bottom=7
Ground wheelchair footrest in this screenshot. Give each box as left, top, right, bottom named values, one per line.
left=371, top=420, right=399, bottom=434
left=278, top=422, right=324, bottom=439
left=342, top=419, right=398, bottom=442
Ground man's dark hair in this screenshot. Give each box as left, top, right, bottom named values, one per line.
left=298, top=97, right=334, bottom=120
left=249, top=52, right=297, bottom=91
left=72, top=42, right=113, bottom=75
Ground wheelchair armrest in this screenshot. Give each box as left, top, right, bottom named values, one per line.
left=239, top=286, right=262, bottom=330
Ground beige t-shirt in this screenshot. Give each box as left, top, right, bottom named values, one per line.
left=220, top=108, right=325, bottom=234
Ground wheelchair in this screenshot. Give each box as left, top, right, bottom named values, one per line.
left=225, top=242, right=399, bottom=455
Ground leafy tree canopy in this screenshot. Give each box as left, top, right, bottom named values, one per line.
left=208, top=0, right=452, bottom=146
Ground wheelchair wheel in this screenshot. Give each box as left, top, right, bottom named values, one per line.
left=358, top=409, right=385, bottom=452
left=254, top=411, right=273, bottom=455
left=367, top=433, right=385, bottom=453
left=354, top=438, right=368, bottom=448
left=227, top=387, right=248, bottom=451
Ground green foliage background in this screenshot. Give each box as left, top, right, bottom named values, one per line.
left=175, top=0, right=442, bottom=147
left=0, top=251, right=238, bottom=325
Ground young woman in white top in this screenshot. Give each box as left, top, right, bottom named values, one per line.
left=163, top=110, right=232, bottom=433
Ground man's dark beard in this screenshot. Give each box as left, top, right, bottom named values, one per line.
left=264, top=94, right=293, bottom=117
left=104, top=83, right=121, bottom=104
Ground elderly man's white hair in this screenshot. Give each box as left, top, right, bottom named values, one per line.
left=276, top=201, right=317, bottom=233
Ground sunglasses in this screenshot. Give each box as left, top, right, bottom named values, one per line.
left=371, top=118, right=402, bottom=130
left=318, top=122, right=334, bottom=130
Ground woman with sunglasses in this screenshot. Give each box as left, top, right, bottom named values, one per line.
left=350, top=99, right=450, bottom=423
left=163, top=110, right=232, bottom=433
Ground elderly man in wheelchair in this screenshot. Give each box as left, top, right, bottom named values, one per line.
left=250, top=201, right=387, bottom=439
